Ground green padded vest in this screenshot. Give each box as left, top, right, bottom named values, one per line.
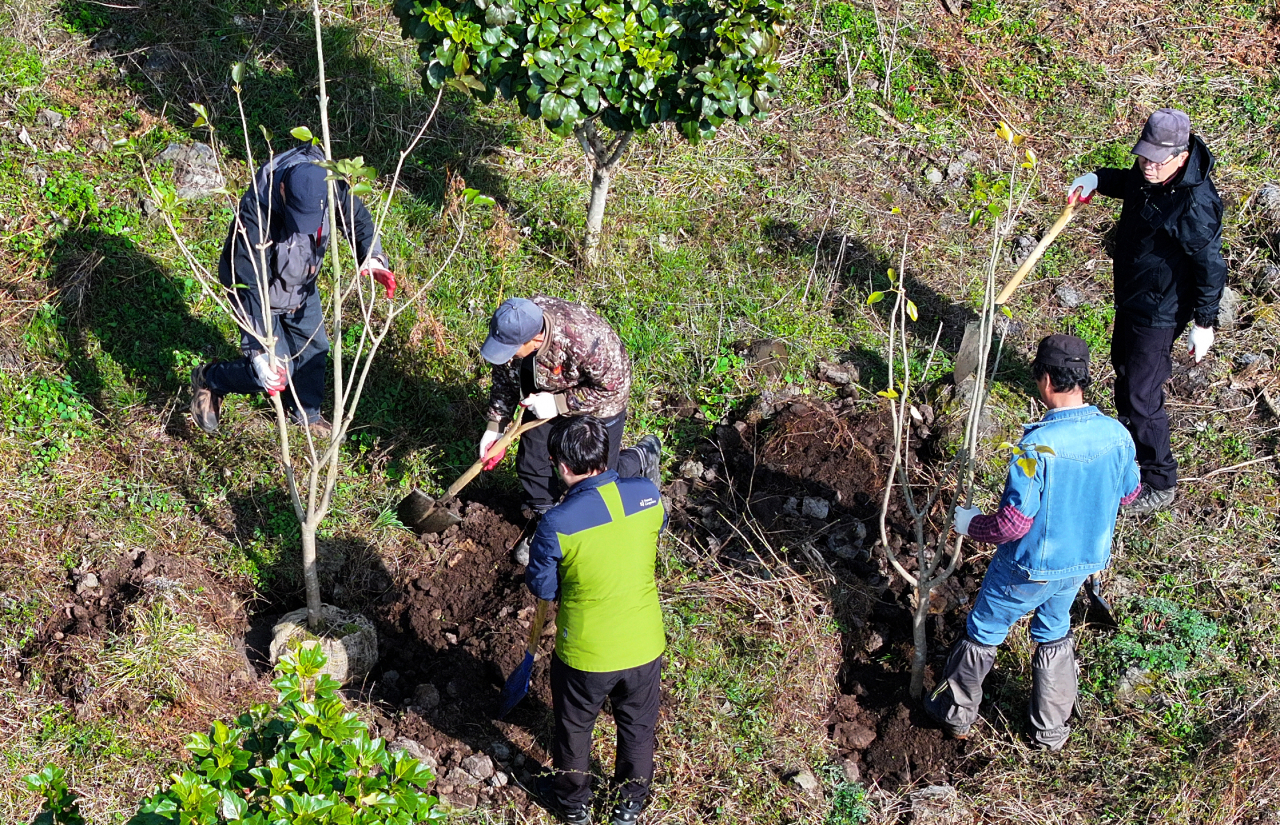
left=554, top=481, right=666, bottom=672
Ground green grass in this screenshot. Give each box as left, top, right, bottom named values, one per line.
left=3, top=0, right=1280, bottom=821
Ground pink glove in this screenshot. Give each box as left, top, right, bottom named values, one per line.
left=480, top=430, right=505, bottom=471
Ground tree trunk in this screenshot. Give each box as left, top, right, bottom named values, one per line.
left=584, top=165, right=613, bottom=267
left=910, top=581, right=931, bottom=699
left=301, top=521, right=323, bottom=629
left=575, top=123, right=633, bottom=268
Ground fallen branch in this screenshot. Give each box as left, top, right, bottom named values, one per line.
left=1181, top=455, right=1277, bottom=482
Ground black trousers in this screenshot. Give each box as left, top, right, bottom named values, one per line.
left=1111, top=317, right=1179, bottom=491
left=204, top=296, right=328, bottom=424
left=550, top=653, right=662, bottom=807
left=517, top=411, right=643, bottom=510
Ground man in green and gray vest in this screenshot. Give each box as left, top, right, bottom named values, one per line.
left=525, top=415, right=666, bottom=825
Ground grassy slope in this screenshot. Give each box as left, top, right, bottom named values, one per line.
left=1, top=0, right=1279, bottom=821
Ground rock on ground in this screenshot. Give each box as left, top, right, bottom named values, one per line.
left=1259, top=182, right=1280, bottom=225
left=907, top=784, right=973, bottom=824
left=1055, top=283, right=1085, bottom=308
left=461, top=753, right=495, bottom=781
left=1218, top=286, right=1241, bottom=330
left=157, top=142, right=225, bottom=199
left=785, top=767, right=820, bottom=793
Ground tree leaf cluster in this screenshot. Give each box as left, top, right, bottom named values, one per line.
left=393, top=0, right=791, bottom=141
left=26, top=646, right=442, bottom=825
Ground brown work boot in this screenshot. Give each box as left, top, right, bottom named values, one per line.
left=190, top=364, right=223, bottom=434
left=295, top=416, right=332, bottom=439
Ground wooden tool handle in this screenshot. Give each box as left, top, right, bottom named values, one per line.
left=442, top=414, right=551, bottom=500
left=525, top=599, right=550, bottom=656
left=994, top=202, right=1079, bottom=306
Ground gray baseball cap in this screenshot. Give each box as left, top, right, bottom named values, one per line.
left=1132, top=108, right=1191, bottom=163
left=480, top=298, right=544, bottom=364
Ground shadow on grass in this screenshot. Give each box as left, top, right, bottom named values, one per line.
left=761, top=217, right=1039, bottom=400
left=59, top=0, right=518, bottom=211
left=46, top=226, right=232, bottom=413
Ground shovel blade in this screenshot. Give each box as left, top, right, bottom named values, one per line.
left=1084, top=578, right=1118, bottom=629
left=396, top=489, right=462, bottom=535
left=498, top=651, right=535, bottom=718
left=416, top=506, right=463, bottom=535
left=953, top=320, right=983, bottom=383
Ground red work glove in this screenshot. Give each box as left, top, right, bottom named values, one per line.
left=251, top=352, right=287, bottom=396
left=480, top=430, right=505, bottom=471
left=363, top=266, right=397, bottom=300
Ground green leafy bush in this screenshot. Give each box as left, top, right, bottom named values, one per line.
left=26, top=646, right=443, bottom=824
left=393, top=0, right=790, bottom=141
left=1089, top=596, right=1222, bottom=698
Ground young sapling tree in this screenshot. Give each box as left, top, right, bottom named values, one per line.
left=146, top=3, right=480, bottom=638
left=873, top=123, right=1041, bottom=698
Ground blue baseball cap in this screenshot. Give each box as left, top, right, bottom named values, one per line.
left=282, top=162, right=329, bottom=236
left=480, top=298, right=544, bottom=364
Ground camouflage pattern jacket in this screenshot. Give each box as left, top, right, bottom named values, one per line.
left=485, top=295, right=631, bottom=430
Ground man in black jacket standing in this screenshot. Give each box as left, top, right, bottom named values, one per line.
left=1068, top=108, right=1225, bottom=514
left=189, top=144, right=395, bottom=437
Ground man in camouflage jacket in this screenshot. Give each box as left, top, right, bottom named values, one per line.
left=478, top=296, right=660, bottom=560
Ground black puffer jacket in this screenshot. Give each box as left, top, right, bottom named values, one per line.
left=1095, top=135, right=1226, bottom=329
left=217, top=145, right=383, bottom=336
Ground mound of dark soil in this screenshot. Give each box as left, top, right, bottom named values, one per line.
left=355, top=501, right=558, bottom=812
left=667, top=399, right=985, bottom=788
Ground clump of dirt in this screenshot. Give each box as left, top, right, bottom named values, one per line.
left=34, top=547, right=238, bottom=647
left=664, top=398, right=983, bottom=788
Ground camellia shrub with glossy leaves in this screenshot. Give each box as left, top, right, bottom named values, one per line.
left=393, top=0, right=791, bottom=262
left=26, top=646, right=442, bottom=825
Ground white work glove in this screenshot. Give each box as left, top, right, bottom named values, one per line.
left=520, top=392, right=560, bottom=420
left=251, top=352, right=287, bottom=396
left=1187, top=325, right=1214, bottom=363
left=953, top=505, right=981, bottom=537
left=478, top=429, right=501, bottom=461
left=1067, top=172, right=1098, bottom=203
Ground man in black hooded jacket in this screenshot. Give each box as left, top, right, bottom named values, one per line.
left=189, top=144, right=395, bottom=437
left=1068, top=108, right=1225, bottom=515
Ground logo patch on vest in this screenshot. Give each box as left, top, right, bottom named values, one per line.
left=639, top=497, right=658, bottom=507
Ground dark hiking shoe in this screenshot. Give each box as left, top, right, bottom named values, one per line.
left=514, top=505, right=553, bottom=566
left=292, top=415, right=332, bottom=439
left=634, top=435, right=662, bottom=488
left=1122, top=485, right=1175, bottom=516
left=533, top=775, right=591, bottom=825
left=513, top=535, right=531, bottom=566
left=190, top=364, right=223, bottom=434
left=922, top=691, right=970, bottom=740
left=611, top=798, right=644, bottom=825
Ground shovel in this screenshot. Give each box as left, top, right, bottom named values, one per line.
left=397, top=413, right=550, bottom=535
left=1083, top=573, right=1118, bottom=629
left=498, top=598, right=550, bottom=718
left=954, top=198, right=1084, bottom=383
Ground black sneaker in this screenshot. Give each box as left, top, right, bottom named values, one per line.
left=533, top=775, right=591, bottom=825
left=611, top=798, right=644, bottom=825
left=1122, top=485, right=1175, bottom=516
left=634, top=435, right=662, bottom=488
left=190, top=364, right=223, bottom=434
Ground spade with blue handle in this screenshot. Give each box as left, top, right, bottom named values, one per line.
left=498, top=598, right=551, bottom=718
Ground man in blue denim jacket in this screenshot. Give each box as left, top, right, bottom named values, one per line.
left=924, top=334, right=1141, bottom=750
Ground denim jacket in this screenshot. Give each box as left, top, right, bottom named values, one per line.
left=994, top=406, right=1139, bottom=580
